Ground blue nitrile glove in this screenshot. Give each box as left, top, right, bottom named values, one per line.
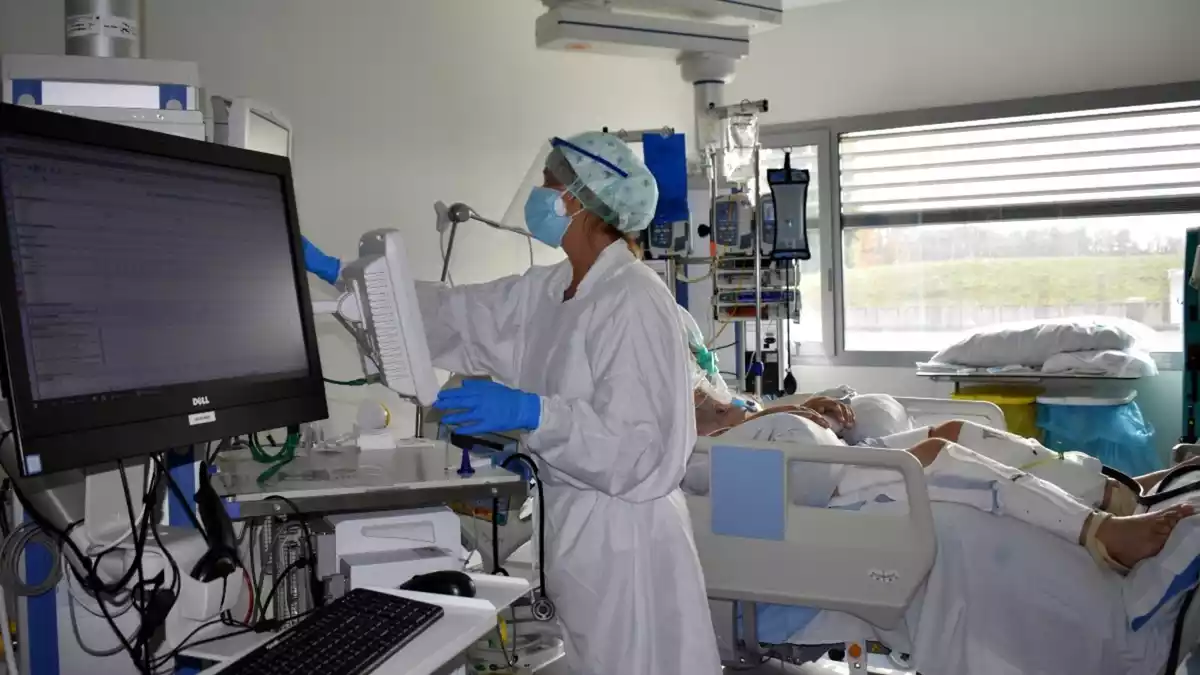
left=302, top=236, right=341, bottom=285
left=433, top=380, right=541, bottom=436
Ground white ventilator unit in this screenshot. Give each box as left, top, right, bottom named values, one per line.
left=331, top=230, right=441, bottom=407
left=210, top=96, right=292, bottom=158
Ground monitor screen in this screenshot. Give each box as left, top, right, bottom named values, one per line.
left=1, top=134, right=309, bottom=401
left=0, top=104, right=325, bottom=475
left=246, top=111, right=290, bottom=158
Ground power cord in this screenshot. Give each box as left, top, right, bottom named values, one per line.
left=86, top=459, right=165, bottom=673
left=263, top=495, right=323, bottom=609
left=0, top=479, right=11, bottom=537
left=259, top=557, right=309, bottom=617
left=116, top=460, right=152, bottom=673
left=0, top=431, right=161, bottom=672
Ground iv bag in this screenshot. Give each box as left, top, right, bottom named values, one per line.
left=722, top=114, right=759, bottom=183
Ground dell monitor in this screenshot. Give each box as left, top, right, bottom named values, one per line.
left=0, top=103, right=327, bottom=476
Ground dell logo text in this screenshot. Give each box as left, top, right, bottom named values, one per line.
left=192, top=396, right=210, bottom=407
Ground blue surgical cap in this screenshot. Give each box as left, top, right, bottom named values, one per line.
left=550, top=132, right=659, bottom=234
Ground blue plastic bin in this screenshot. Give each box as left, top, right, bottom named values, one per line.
left=1036, top=393, right=1162, bottom=477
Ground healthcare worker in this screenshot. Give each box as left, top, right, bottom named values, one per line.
left=418, top=133, right=721, bottom=674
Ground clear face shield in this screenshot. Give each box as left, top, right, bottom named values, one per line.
left=498, top=135, right=643, bottom=241
left=496, top=141, right=558, bottom=239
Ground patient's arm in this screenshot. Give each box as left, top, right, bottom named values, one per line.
left=747, top=405, right=832, bottom=428
left=1135, top=455, right=1200, bottom=490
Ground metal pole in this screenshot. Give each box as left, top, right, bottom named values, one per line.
left=713, top=148, right=743, bottom=391
left=752, top=145, right=764, bottom=398
left=776, top=312, right=785, bottom=396
left=418, top=223, right=462, bottom=439
left=439, top=222, right=459, bottom=285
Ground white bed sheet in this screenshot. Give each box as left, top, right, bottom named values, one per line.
left=787, top=503, right=1177, bottom=675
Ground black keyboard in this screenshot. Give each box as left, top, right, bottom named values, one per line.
left=219, top=588, right=444, bottom=675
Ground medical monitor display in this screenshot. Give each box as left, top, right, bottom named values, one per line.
left=0, top=103, right=326, bottom=475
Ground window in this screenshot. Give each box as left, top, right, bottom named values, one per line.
left=833, top=96, right=1200, bottom=358
left=842, top=213, right=1191, bottom=353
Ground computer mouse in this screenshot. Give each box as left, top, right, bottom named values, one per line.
left=399, top=570, right=476, bottom=598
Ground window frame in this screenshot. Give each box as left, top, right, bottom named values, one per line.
left=760, top=80, right=1200, bottom=370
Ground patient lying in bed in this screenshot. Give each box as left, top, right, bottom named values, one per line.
left=686, top=388, right=1194, bottom=573
left=677, top=303, right=1190, bottom=570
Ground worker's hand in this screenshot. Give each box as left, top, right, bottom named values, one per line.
left=801, top=396, right=855, bottom=428
left=434, top=380, right=542, bottom=436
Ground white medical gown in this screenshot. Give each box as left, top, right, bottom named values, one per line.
left=416, top=241, right=721, bottom=675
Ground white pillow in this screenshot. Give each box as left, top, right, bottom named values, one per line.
left=843, top=394, right=914, bottom=446
left=1041, top=349, right=1158, bottom=378
left=930, top=317, right=1151, bottom=368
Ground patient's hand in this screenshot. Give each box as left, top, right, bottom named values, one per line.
left=802, top=396, right=855, bottom=428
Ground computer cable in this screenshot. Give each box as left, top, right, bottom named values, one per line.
left=323, top=376, right=372, bottom=386
left=117, top=460, right=152, bottom=672
left=253, top=520, right=301, bottom=621
left=65, top=566, right=133, bottom=619
left=92, top=464, right=156, bottom=673
left=263, top=494, right=323, bottom=608
left=248, top=428, right=301, bottom=485
left=0, top=479, right=11, bottom=537
left=0, top=432, right=154, bottom=672
left=147, top=614, right=254, bottom=675
left=259, top=556, right=309, bottom=618
left=67, top=582, right=128, bottom=657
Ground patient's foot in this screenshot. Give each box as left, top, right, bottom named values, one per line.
left=1096, top=504, right=1195, bottom=568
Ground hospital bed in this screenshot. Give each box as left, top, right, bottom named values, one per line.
left=688, top=397, right=1200, bottom=674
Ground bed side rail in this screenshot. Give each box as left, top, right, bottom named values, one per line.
left=895, top=396, right=1006, bottom=430
left=689, top=438, right=934, bottom=629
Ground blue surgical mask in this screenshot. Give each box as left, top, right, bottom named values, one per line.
left=524, top=186, right=572, bottom=248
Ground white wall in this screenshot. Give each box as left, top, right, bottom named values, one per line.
left=725, top=0, right=1200, bottom=458
left=0, top=0, right=693, bottom=433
